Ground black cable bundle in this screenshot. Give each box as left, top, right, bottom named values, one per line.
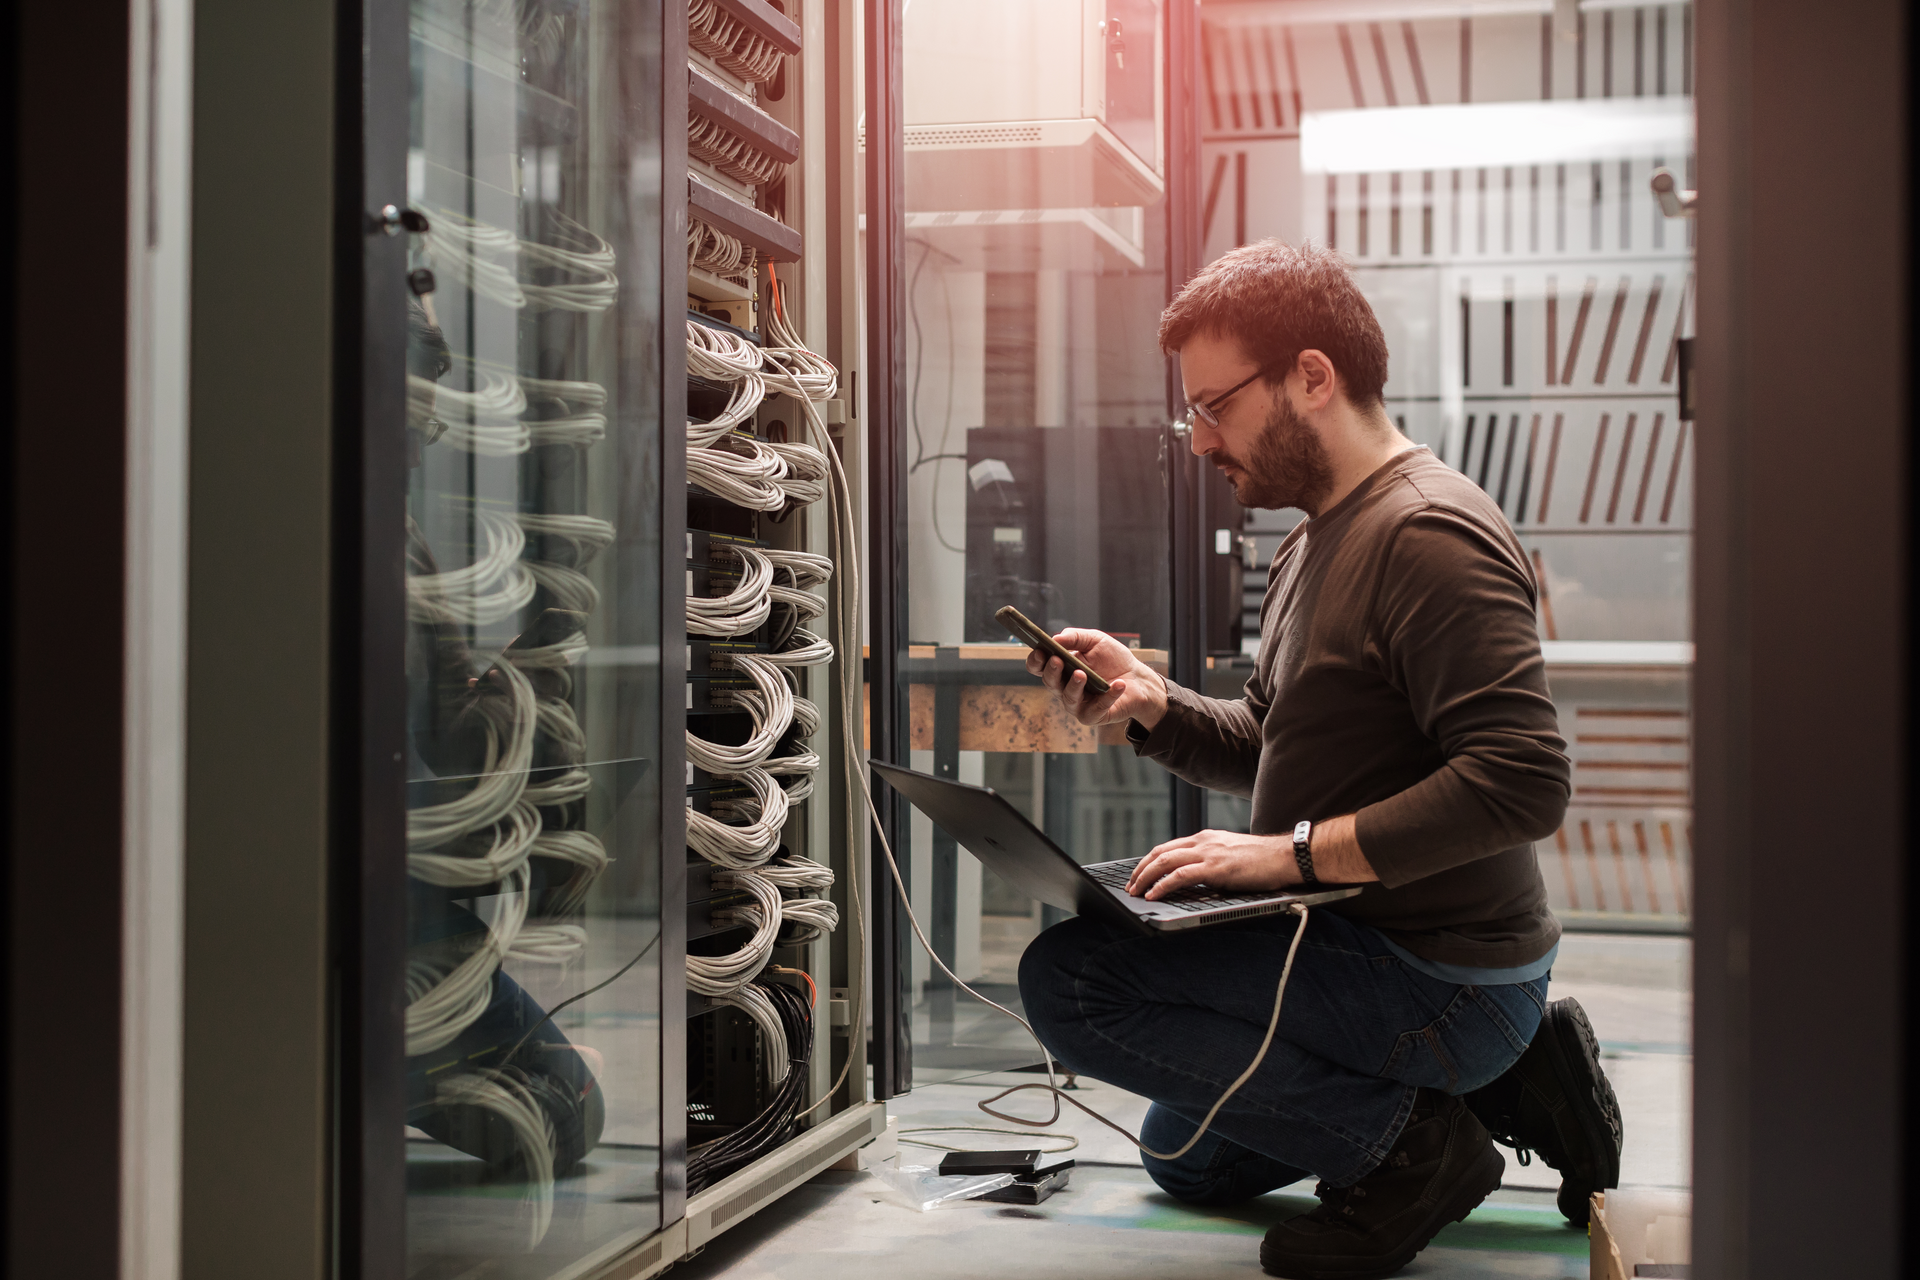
left=686, top=980, right=814, bottom=1194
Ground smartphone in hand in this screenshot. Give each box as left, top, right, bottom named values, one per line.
left=995, top=605, right=1113, bottom=696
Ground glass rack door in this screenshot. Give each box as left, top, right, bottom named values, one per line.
left=893, top=0, right=1176, bottom=1080
left=398, top=0, right=665, bottom=1271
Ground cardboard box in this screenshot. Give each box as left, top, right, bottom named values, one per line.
left=1590, top=1189, right=1692, bottom=1279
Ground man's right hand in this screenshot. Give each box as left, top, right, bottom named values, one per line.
left=1025, top=628, right=1171, bottom=732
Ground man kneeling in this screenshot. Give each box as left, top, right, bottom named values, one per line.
left=1016, top=242, right=1622, bottom=1279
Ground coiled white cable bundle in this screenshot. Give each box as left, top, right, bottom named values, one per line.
left=688, top=0, right=785, bottom=84
left=776, top=896, right=840, bottom=945
left=687, top=870, right=784, bottom=994
left=687, top=317, right=764, bottom=380
left=690, top=376, right=768, bottom=446
left=761, top=854, right=839, bottom=941
left=407, top=508, right=539, bottom=626
left=790, top=694, right=820, bottom=739
left=687, top=433, right=789, bottom=511
left=433, top=1067, right=556, bottom=1246
left=687, top=320, right=768, bottom=446
left=406, top=864, right=531, bottom=1056
left=763, top=748, right=820, bottom=780
left=688, top=215, right=759, bottom=281
left=763, top=547, right=831, bottom=589
left=686, top=767, right=790, bottom=868
left=408, top=659, right=537, bottom=849
left=686, top=656, right=792, bottom=772
left=766, top=440, right=829, bottom=506
left=761, top=628, right=832, bottom=667
left=687, top=545, right=775, bottom=636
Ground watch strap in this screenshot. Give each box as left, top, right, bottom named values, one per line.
left=1292, top=819, right=1318, bottom=884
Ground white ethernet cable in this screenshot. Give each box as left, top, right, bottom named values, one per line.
left=687, top=433, right=790, bottom=512
left=759, top=627, right=832, bottom=667
left=687, top=869, right=784, bottom=994
left=766, top=439, right=829, bottom=506
left=685, top=654, right=793, bottom=772
left=687, top=544, right=775, bottom=637
left=686, top=766, right=789, bottom=868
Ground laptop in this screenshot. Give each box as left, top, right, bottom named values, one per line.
left=870, top=761, right=1361, bottom=934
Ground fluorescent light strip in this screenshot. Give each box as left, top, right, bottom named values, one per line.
left=1302, top=97, right=1693, bottom=174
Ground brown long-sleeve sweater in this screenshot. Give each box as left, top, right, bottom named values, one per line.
left=1135, top=447, right=1570, bottom=968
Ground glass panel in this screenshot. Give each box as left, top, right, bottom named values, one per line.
left=897, top=0, right=1174, bottom=1080
left=401, top=0, right=663, bottom=1269
left=1198, top=4, right=1693, bottom=1193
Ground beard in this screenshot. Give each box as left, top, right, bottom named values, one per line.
left=1212, top=395, right=1335, bottom=513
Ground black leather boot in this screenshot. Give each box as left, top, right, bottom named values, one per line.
left=1259, top=1089, right=1503, bottom=1279
left=1463, top=996, right=1623, bottom=1226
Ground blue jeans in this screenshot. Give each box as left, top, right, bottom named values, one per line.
left=1017, top=908, right=1547, bottom=1200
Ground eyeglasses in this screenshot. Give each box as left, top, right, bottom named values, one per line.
left=1183, top=370, right=1263, bottom=430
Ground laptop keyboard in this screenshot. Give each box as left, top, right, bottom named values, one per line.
left=1083, top=857, right=1281, bottom=913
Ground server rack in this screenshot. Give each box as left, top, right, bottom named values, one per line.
left=342, top=1, right=887, bottom=1276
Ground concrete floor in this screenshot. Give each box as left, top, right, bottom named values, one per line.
left=672, top=932, right=1688, bottom=1280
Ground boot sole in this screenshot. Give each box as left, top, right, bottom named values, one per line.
left=1537, top=998, right=1624, bottom=1193
left=1258, top=1141, right=1505, bottom=1280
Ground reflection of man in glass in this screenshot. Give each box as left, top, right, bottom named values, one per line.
left=1018, top=243, right=1620, bottom=1278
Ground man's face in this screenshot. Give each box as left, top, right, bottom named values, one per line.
left=1178, top=332, right=1334, bottom=513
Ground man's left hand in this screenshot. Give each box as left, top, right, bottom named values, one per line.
left=1126, top=814, right=1380, bottom=899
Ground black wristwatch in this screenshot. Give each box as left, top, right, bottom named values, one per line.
left=1292, top=820, right=1318, bottom=884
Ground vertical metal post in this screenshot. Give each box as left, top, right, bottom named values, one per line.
left=659, top=0, right=692, bottom=1226
left=863, top=0, right=912, bottom=1098
left=929, top=649, right=961, bottom=1047
left=334, top=0, right=410, bottom=1271
left=1163, top=0, right=1208, bottom=838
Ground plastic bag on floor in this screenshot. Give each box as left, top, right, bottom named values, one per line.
left=868, top=1159, right=1015, bottom=1211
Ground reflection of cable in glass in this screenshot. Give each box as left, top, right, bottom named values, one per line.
left=501, top=929, right=663, bottom=1066
left=422, top=210, right=618, bottom=313
left=904, top=239, right=966, bottom=552
left=433, top=1067, right=557, bottom=1246
left=406, top=864, right=531, bottom=1055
